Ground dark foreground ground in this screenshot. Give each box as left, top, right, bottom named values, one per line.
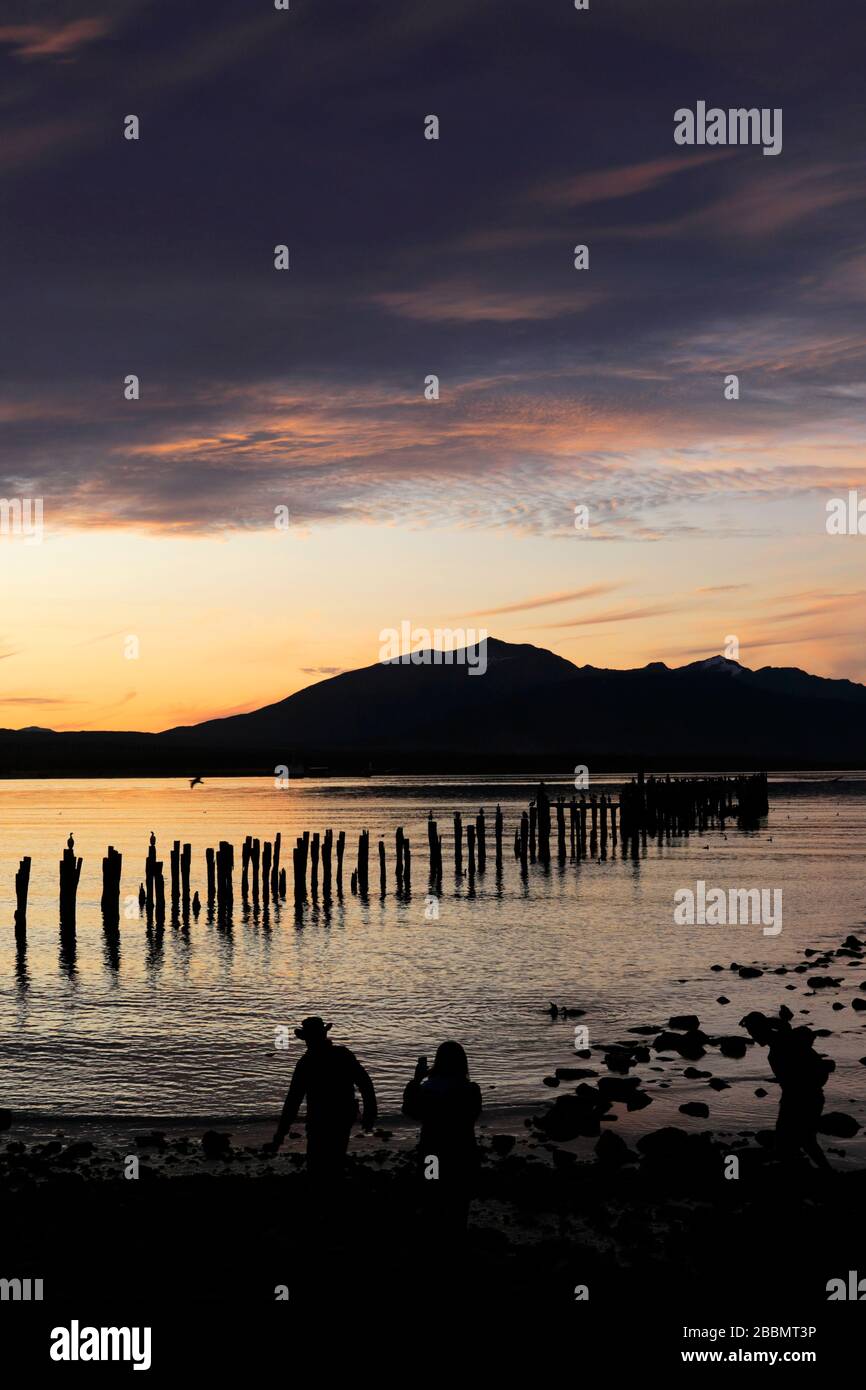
left=1, top=1135, right=864, bottom=1375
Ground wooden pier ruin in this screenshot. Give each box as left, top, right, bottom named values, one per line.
left=7, top=774, right=769, bottom=941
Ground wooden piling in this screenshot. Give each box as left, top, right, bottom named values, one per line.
left=357, top=830, right=369, bottom=897
left=336, top=831, right=345, bottom=896
left=322, top=829, right=333, bottom=901
left=206, top=847, right=216, bottom=907
left=15, top=856, right=31, bottom=938
left=271, top=832, right=282, bottom=900
left=379, top=838, right=386, bottom=897
left=495, top=804, right=503, bottom=870
left=59, top=833, right=83, bottom=933
left=262, top=841, right=272, bottom=904
left=101, top=845, right=122, bottom=927
left=476, top=808, right=486, bottom=872
left=454, top=812, right=463, bottom=876
left=311, top=833, right=320, bottom=899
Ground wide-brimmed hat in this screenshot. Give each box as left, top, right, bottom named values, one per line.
left=295, top=1016, right=332, bottom=1040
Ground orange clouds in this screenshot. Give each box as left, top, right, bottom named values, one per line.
left=0, top=18, right=110, bottom=59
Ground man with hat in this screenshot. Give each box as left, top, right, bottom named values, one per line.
left=267, top=1017, right=377, bottom=1178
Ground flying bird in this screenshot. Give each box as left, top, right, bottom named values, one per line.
left=189, top=776, right=204, bottom=789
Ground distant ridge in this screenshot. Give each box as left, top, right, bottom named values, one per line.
left=2, top=637, right=866, bottom=774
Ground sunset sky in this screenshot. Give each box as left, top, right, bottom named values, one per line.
left=2, top=0, right=866, bottom=731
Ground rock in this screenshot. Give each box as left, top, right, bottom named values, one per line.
left=626, top=1091, right=653, bottom=1111
left=669, top=1014, right=700, bottom=1031
left=832, top=1002, right=845, bottom=1011
left=134, top=1131, right=167, bottom=1149
left=597, top=1076, right=641, bottom=1100
left=755, top=1088, right=768, bottom=1097
left=817, top=1112, right=860, bottom=1139
left=710, top=964, right=724, bottom=972
left=542, top=1076, right=560, bottom=1088
left=627, top=1025, right=660, bottom=1035
left=605, top=1049, right=632, bottom=1074
left=708, top=1078, right=730, bottom=1090
left=807, top=976, right=842, bottom=988
left=717, top=996, right=730, bottom=1005
left=636, top=1127, right=690, bottom=1159
left=679, top=1102, right=710, bottom=1118
left=595, top=1129, right=634, bottom=1167
left=554, top=1067, right=596, bottom=1080
left=0, top=1110, right=11, bottom=1132
left=718, top=1037, right=748, bottom=1058
left=59, top=1141, right=94, bottom=1163
left=202, top=1130, right=232, bottom=1159
left=683, top=1067, right=711, bottom=1079
left=738, top=967, right=763, bottom=979
left=534, top=1094, right=602, bottom=1141
left=653, top=1029, right=707, bottom=1060
left=490, top=1134, right=516, bottom=1157
left=852, top=998, right=866, bottom=1012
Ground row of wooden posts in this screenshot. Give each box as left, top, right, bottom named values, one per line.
left=10, top=774, right=769, bottom=934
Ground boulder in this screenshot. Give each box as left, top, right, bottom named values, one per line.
left=595, top=1129, right=634, bottom=1167
left=636, top=1127, right=690, bottom=1159
left=679, top=1102, right=709, bottom=1118
left=202, top=1130, right=232, bottom=1159
left=817, top=1112, right=859, bottom=1139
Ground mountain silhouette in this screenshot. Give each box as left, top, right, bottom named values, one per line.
left=2, top=638, right=866, bottom=773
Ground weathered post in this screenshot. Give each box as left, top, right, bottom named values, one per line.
left=206, top=847, right=216, bottom=909
left=310, top=833, right=320, bottom=899
left=396, top=826, right=405, bottom=893
left=336, top=831, right=345, bottom=896
left=322, top=829, right=333, bottom=901
left=59, top=833, right=83, bottom=933
left=494, top=804, right=503, bottom=870
left=262, top=841, right=272, bottom=905
left=241, top=836, right=252, bottom=900
left=15, top=856, right=31, bottom=938
left=170, top=840, right=181, bottom=916
left=536, top=783, right=551, bottom=867
left=467, top=823, right=476, bottom=878
left=181, top=843, right=191, bottom=917
left=453, top=812, right=463, bottom=876
left=378, top=838, right=386, bottom=897
left=271, top=832, right=282, bottom=900
left=251, top=838, right=261, bottom=906
left=403, top=839, right=412, bottom=892
left=476, top=808, right=486, bottom=872
left=101, top=845, right=122, bottom=928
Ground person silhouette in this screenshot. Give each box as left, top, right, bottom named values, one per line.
left=266, top=1017, right=377, bottom=1179
left=741, top=1008, right=833, bottom=1170
left=402, top=1041, right=482, bottom=1237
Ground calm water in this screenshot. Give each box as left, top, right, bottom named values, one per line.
left=1, top=774, right=866, bottom=1137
